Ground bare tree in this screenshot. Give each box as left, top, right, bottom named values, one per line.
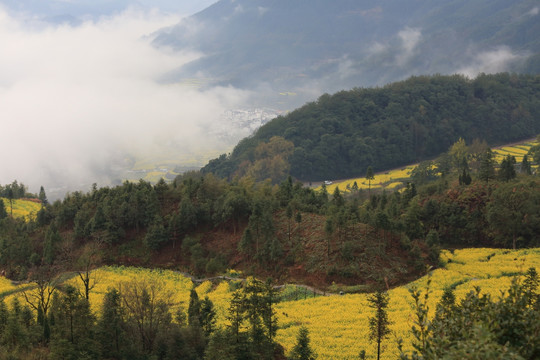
left=22, top=266, right=59, bottom=341
left=22, top=267, right=58, bottom=317
left=76, top=241, right=102, bottom=301
left=120, top=278, right=174, bottom=353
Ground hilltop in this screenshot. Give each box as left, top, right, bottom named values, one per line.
left=202, top=73, right=540, bottom=182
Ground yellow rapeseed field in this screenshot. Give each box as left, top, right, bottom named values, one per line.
left=1, top=198, right=41, bottom=221
left=493, top=140, right=538, bottom=163
left=275, top=248, right=540, bottom=359
left=321, top=139, right=540, bottom=195
left=321, top=165, right=416, bottom=194
left=0, top=248, right=538, bottom=359
left=0, top=276, right=17, bottom=296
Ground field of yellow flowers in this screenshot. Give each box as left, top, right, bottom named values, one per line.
left=322, top=139, right=539, bottom=195
left=493, top=139, right=538, bottom=163
left=0, top=248, right=538, bottom=359
left=322, top=165, right=416, bottom=194
left=275, top=248, right=540, bottom=359
left=1, top=198, right=41, bottom=220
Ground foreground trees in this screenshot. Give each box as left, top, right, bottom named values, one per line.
left=0, top=272, right=286, bottom=359
left=289, top=327, right=316, bottom=360
left=400, top=268, right=540, bottom=360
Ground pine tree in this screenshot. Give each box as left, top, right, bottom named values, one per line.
left=478, top=149, right=496, bottom=184
left=97, top=288, right=125, bottom=358
left=0, top=199, right=7, bottom=220
left=43, top=224, right=62, bottom=265
left=38, top=186, right=48, bottom=206
left=367, top=290, right=392, bottom=360
left=144, top=215, right=169, bottom=250
left=499, top=155, right=516, bottom=181
left=289, top=326, right=316, bottom=360
left=200, top=296, right=216, bottom=337
left=227, top=290, right=245, bottom=344
left=325, top=217, right=334, bottom=257
left=6, top=187, right=14, bottom=216
left=188, top=289, right=201, bottom=328
left=366, top=166, right=375, bottom=195
left=286, top=204, right=294, bottom=245
left=521, top=155, right=532, bottom=175
left=332, top=187, right=344, bottom=207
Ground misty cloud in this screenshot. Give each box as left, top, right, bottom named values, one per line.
left=0, top=7, right=249, bottom=195
left=456, top=46, right=528, bottom=78
left=365, top=27, right=422, bottom=67
left=527, top=7, right=539, bottom=16
left=396, top=27, right=422, bottom=66
left=234, top=5, right=244, bottom=15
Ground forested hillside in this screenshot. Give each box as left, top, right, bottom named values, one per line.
left=1, top=134, right=540, bottom=358
left=1, top=135, right=540, bottom=285
left=0, top=150, right=540, bottom=358
left=203, top=73, right=540, bottom=181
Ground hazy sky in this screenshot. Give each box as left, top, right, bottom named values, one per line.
left=0, top=1, right=533, bottom=197
left=0, top=0, right=252, bottom=196
left=0, top=1, right=218, bottom=20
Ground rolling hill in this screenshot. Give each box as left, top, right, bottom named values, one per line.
left=202, top=73, right=540, bottom=182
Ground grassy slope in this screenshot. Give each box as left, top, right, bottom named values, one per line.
left=1, top=248, right=539, bottom=359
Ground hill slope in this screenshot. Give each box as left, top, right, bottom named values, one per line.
left=202, top=73, right=540, bottom=181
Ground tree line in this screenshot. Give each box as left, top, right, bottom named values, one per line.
left=0, top=269, right=291, bottom=359
left=2, top=137, right=540, bottom=286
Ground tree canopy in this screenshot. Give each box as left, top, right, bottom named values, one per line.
left=203, top=73, right=540, bottom=182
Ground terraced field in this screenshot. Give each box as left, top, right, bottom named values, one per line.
left=321, top=138, right=540, bottom=194
left=322, top=165, right=416, bottom=194
left=493, top=139, right=539, bottom=163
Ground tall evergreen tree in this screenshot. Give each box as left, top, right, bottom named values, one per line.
left=0, top=199, right=7, bottom=220
left=367, top=290, right=392, bottom=360
left=366, top=166, right=375, bottom=195
left=188, top=289, right=201, bottom=328
left=521, top=154, right=532, bottom=175
left=38, top=186, right=48, bottom=206
left=6, top=187, right=14, bottom=217
left=289, top=326, right=316, bottom=360
left=97, top=288, right=126, bottom=359
left=478, top=149, right=496, bottom=184
left=499, top=155, right=516, bottom=181
left=200, top=296, right=217, bottom=338
left=331, top=187, right=344, bottom=208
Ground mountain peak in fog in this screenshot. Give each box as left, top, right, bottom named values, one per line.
left=155, top=0, right=540, bottom=107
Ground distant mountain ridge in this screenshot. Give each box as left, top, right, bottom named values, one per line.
left=155, top=0, right=540, bottom=108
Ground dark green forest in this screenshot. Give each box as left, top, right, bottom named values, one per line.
left=203, top=73, right=540, bottom=181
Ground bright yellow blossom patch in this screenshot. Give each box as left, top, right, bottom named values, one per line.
left=1, top=198, right=42, bottom=221
left=1, top=248, right=539, bottom=359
